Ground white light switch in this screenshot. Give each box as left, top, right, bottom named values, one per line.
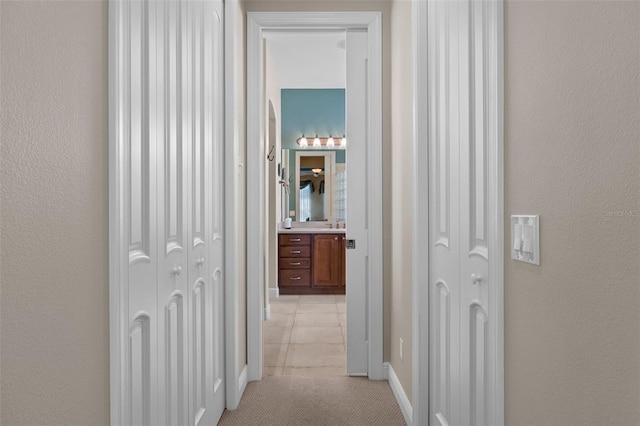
left=511, top=215, right=540, bottom=265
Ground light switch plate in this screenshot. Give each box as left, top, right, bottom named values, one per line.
left=511, top=215, right=540, bottom=265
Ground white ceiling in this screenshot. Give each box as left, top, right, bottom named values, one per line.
left=265, top=31, right=346, bottom=89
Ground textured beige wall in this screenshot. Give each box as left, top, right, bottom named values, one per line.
left=0, top=1, right=110, bottom=424
left=244, top=0, right=394, bottom=362
left=389, top=0, right=413, bottom=403
left=504, top=1, right=640, bottom=424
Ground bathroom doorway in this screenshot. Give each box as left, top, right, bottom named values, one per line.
left=246, top=12, right=384, bottom=382
left=262, top=31, right=348, bottom=376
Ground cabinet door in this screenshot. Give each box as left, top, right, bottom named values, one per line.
left=312, top=234, right=344, bottom=287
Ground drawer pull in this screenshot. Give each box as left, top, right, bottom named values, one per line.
left=290, top=276, right=301, bottom=280
left=290, top=238, right=301, bottom=242
left=290, top=250, right=301, bottom=254
left=290, top=262, right=301, bottom=266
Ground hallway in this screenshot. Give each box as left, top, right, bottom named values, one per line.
left=218, top=375, right=404, bottom=425
left=220, top=295, right=405, bottom=424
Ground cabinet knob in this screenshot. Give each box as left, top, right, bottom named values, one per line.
left=172, top=266, right=182, bottom=276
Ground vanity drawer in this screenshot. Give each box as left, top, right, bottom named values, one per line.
left=280, top=258, right=311, bottom=270
left=279, top=270, right=311, bottom=287
left=279, top=234, right=311, bottom=246
left=279, top=246, right=311, bottom=258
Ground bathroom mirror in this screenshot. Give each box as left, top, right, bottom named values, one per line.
left=294, top=151, right=335, bottom=222
left=281, top=149, right=346, bottom=223
left=295, top=151, right=334, bottom=222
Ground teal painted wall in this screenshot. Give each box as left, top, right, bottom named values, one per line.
left=281, top=88, right=346, bottom=163
left=282, top=89, right=346, bottom=219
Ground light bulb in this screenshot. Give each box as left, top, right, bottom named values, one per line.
left=299, top=135, right=308, bottom=148
left=327, top=135, right=335, bottom=147
left=341, top=135, right=347, bottom=147
left=313, top=135, right=321, bottom=148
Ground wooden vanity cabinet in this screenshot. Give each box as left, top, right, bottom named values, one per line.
left=278, top=233, right=345, bottom=295
left=312, top=234, right=345, bottom=288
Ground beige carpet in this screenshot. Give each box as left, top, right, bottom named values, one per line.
left=218, top=376, right=406, bottom=426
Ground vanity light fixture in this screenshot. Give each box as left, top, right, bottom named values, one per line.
left=295, top=134, right=347, bottom=149
left=299, top=135, right=308, bottom=148
left=311, top=168, right=322, bottom=176
left=326, top=135, right=335, bottom=147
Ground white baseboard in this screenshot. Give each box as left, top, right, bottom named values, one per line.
left=227, top=364, right=248, bottom=411
left=387, top=363, right=413, bottom=425
left=268, top=287, right=279, bottom=299
left=238, top=364, right=248, bottom=400
left=264, top=304, right=271, bottom=320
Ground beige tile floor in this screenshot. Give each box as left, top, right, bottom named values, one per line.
left=263, top=294, right=347, bottom=377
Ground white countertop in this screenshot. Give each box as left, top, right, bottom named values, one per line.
left=278, top=227, right=346, bottom=234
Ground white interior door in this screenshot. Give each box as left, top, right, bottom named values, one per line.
left=345, top=30, right=368, bottom=375
left=111, top=0, right=225, bottom=424
left=427, top=0, right=502, bottom=425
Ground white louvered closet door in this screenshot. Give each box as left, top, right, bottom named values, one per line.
left=114, top=0, right=225, bottom=424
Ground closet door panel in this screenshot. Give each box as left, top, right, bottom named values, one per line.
left=124, top=1, right=158, bottom=425
left=206, top=0, right=226, bottom=419
left=459, top=1, right=497, bottom=424
left=185, top=2, right=216, bottom=425
left=156, top=1, right=189, bottom=425
left=428, top=2, right=461, bottom=425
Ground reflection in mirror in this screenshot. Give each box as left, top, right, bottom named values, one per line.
left=295, top=151, right=335, bottom=222
left=282, top=149, right=346, bottom=223
left=299, top=155, right=326, bottom=221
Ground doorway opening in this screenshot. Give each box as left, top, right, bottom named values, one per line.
left=262, top=31, right=348, bottom=373
left=246, top=12, right=384, bottom=383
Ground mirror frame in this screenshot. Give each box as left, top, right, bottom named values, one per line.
left=294, top=150, right=336, bottom=222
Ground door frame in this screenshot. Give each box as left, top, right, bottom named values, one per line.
left=246, top=11, right=384, bottom=382
left=224, top=0, right=242, bottom=410
left=411, top=0, right=505, bottom=424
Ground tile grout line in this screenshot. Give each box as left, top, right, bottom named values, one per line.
left=279, top=298, right=299, bottom=372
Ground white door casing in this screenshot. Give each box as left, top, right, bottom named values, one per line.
left=246, top=12, right=384, bottom=382
left=109, top=1, right=225, bottom=424
left=412, top=0, right=504, bottom=425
